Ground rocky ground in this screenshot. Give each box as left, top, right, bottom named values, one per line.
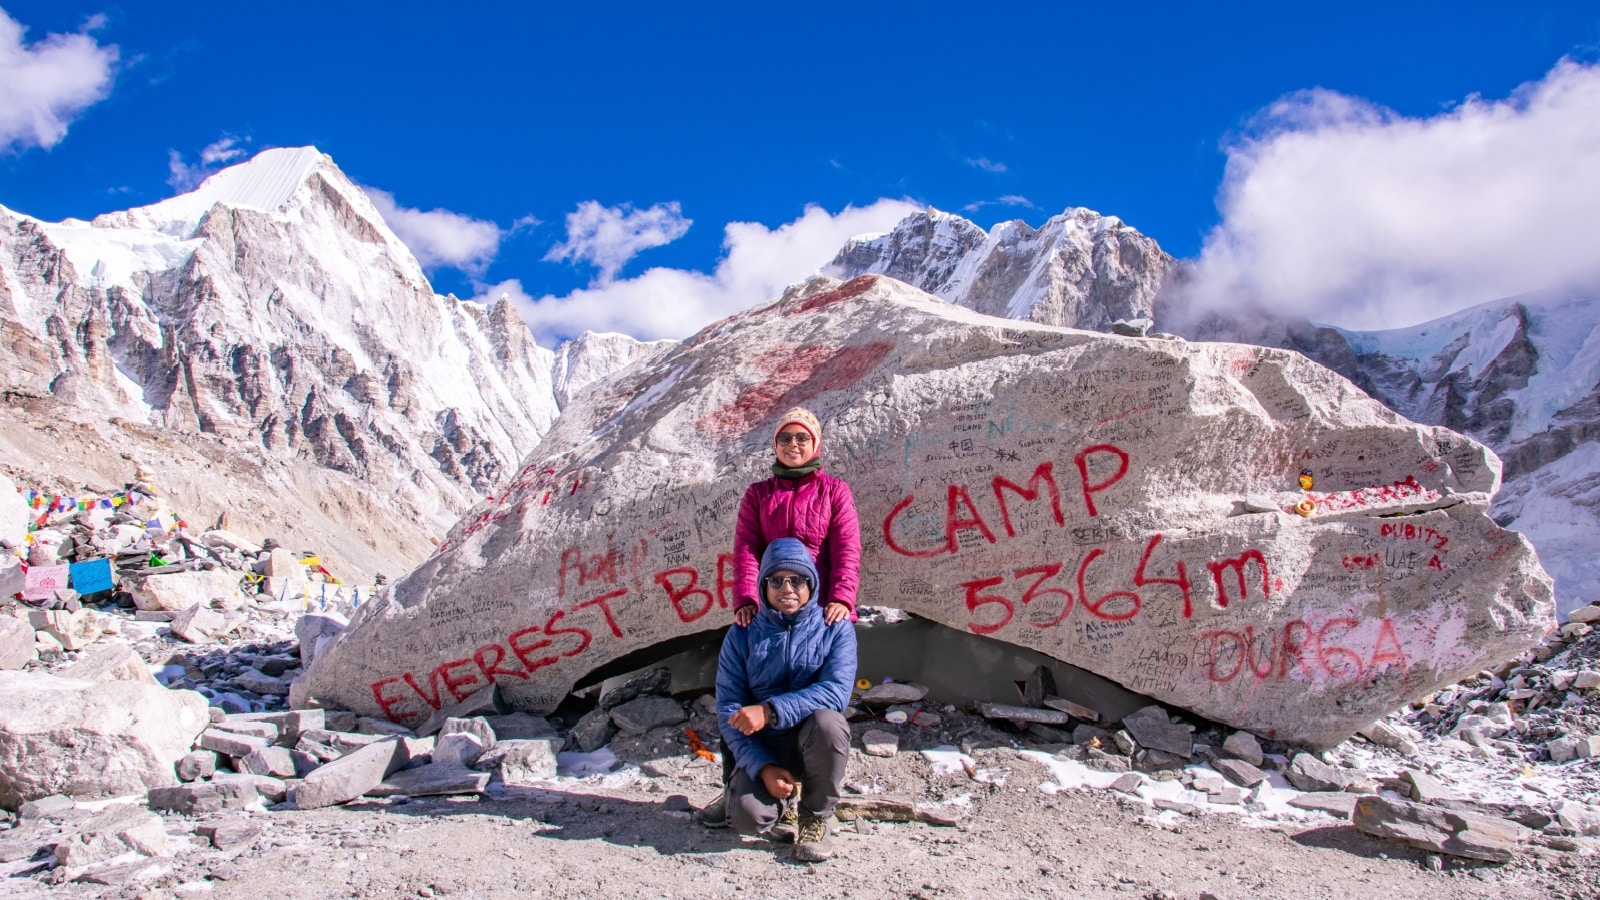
left=2, top=490, right=1599, bottom=898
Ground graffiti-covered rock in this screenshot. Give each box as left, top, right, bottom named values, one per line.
left=291, top=275, right=1554, bottom=749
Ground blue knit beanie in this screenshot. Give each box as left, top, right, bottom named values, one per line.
left=759, top=537, right=821, bottom=601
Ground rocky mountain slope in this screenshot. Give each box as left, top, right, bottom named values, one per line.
left=823, top=206, right=1172, bottom=332
left=829, top=210, right=1597, bottom=617
left=0, top=148, right=652, bottom=579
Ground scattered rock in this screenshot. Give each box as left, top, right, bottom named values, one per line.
left=1221, top=731, right=1264, bottom=767
left=1285, top=753, right=1349, bottom=793
left=1120, top=706, right=1193, bottom=758
left=1211, top=757, right=1270, bottom=788
left=609, top=696, right=686, bottom=735
left=369, top=763, right=490, bottom=798
left=476, top=739, right=559, bottom=784
left=858, top=682, right=929, bottom=706
left=861, top=730, right=899, bottom=758
left=599, top=667, right=673, bottom=710
left=294, top=737, right=405, bottom=810
left=1288, top=792, right=1360, bottom=819
left=1352, top=794, right=1531, bottom=862
left=53, top=803, right=167, bottom=870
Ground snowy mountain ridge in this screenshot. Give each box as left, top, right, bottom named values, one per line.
left=0, top=147, right=651, bottom=577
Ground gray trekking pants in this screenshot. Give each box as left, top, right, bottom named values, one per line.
left=727, top=709, right=849, bottom=833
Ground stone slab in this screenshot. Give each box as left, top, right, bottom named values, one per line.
left=368, top=763, right=490, bottom=798
left=1288, top=791, right=1360, bottom=819
left=1353, top=794, right=1531, bottom=862
left=293, top=737, right=404, bottom=809
left=290, top=275, right=1555, bottom=749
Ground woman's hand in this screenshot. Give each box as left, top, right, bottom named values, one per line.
left=823, top=601, right=850, bottom=625
left=734, top=605, right=755, bottom=627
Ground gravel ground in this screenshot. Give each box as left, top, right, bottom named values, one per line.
left=7, top=739, right=1597, bottom=900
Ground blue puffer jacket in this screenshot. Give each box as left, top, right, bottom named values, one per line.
left=716, top=537, right=858, bottom=782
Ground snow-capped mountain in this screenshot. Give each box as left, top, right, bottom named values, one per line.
left=1322, top=291, right=1600, bottom=618
left=0, top=147, right=648, bottom=577
left=824, top=206, right=1173, bottom=332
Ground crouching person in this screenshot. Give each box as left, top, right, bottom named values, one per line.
left=716, top=537, right=857, bottom=862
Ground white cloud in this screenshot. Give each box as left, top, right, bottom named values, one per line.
left=168, top=135, right=250, bottom=191
left=544, top=201, right=692, bottom=284
left=365, top=187, right=505, bottom=275
left=504, top=199, right=920, bottom=346
left=0, top=10, right=118, bottom=153
left=963, top=194, right=1037, bottom=214
left=199, top=135, right=245, bottom=166
left=1181, top=58, right=1600, bottom=330
left=966, top=157, right=1007, bottom=173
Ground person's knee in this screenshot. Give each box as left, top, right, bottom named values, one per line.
left=800, top=709, right=850, bottom=754
left=728, top=786, right=777, bottom=835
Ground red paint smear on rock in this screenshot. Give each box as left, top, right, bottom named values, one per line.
left=697, top=340, right=894, bottom=437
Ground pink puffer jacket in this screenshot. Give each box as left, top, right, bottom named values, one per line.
left=732, top=470, right=861, bottom=619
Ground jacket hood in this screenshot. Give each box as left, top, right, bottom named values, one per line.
left=758, top=537, right=822, bottom=610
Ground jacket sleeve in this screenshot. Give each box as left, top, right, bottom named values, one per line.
left=767, top=623, right=858, bottom=730
left=731, top=482, right=766, bottom=612
left=714, top=625, right=777, bottom=780
left=823, top=478, right=862, bottom=618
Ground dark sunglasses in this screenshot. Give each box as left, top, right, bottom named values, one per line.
left=764, top=575, right=808, bottom=591
left=775, top=432, right=813, bottom=446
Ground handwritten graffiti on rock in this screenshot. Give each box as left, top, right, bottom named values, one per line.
left=882, top=446, right=1129, bottom=558
left=1194, top=617, right=1409, bottom=684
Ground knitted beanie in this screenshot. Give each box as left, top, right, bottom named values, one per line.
left=773, top=407, right=822, bottom=460
left=759, top=537, right=822, bottom=600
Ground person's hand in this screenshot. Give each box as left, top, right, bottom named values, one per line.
left=733, top=605, right=755, bottom=627
left=823, top=601, right=850, bottom=625
left=728, top=703, right=770, bottom=735
left=760, top=765, right=798, bottom=800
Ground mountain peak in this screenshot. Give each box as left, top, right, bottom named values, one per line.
left=93, top=146, right=329, bottom=236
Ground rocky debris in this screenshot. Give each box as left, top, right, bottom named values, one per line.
left=1288, top=792, right=1360, bottom=819
left=1353, top=794, right=1532, bottom=862
left=979, top=702, right=1075, bottom=726
left=599, top=666, right=673, bottom=710
left=610, top=695, right=688, bottom=735
left=294, top=737, right=408, bottom=810
left=862, top=730, right=899, bottom=757
left=476, top=739, right=560, bottom=785
left=0, top=670, right=209, bottom=808
left=1285, top=752, right=1350, bottom=792
left=566, top=707, right=617, bottom=753
left=196, top=817, right=262, bottom=851
left=859, top=682, right=930, bottom=706
left=1222, top=730, right=1265, bottom=766
left=1120, top=705, right=1194, bottom=758
left=52, top=803, right=166, bottom=871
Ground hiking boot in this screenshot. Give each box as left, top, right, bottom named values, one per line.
left=696, top=791, right=728, bottom=828
left=771, top=797, right=800, bottom=842
left=793, top=814, right=836, bottom=862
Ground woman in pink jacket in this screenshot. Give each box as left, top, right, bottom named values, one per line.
left=732, top=407, right=861, bottom=628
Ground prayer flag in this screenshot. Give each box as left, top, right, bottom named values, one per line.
left=23, top=564, right=69, bottom=600
left=69, top=558, right=114, bottom=595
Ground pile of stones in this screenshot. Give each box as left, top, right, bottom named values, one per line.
left=0, top=664, right=710, bottom=889
left=1399, top=600, right=1600, bottom=766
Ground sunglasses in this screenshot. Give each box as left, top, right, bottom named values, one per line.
left=764, top=575, right=808, bottom=591
left=775, top=432, right=813, bottom=446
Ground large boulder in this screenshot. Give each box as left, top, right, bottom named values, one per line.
left=129, top=568, right=246, bottom=611
left=291, top=275, right=1554, bottom=749
left=0, top=671, right=210, bottom=809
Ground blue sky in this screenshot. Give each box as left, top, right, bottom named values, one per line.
left=2, top=2, right=1598, bottom=342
